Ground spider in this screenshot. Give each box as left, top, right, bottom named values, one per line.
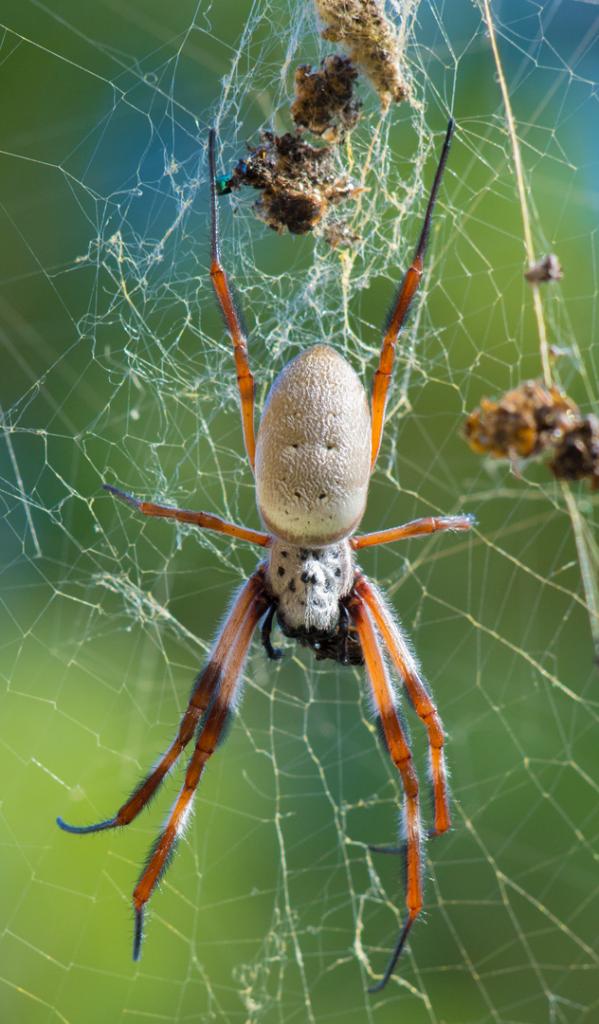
left=57, top=118, right=474, bottom=992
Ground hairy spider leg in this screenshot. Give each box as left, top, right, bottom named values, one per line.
left=352, top=513, right=474, bottom=549
left=103, top=484, right=270, bottom=547
left=132, top=589, right=268, bottom=959
left=349, top=594, right=423, bottom=994
left=356, top=575, right=450, bottom=836
left=57, top=569, right=267, bottom=836
left=370, top=118, right=455, bottom=470
left=209, top=128, right=257, bottom=470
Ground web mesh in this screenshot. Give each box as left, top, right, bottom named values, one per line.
left=1, top=1, right=598, bottom=1022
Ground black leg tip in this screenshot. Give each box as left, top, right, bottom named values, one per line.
left=56, top=815, right=116, bottom=835
left=133, top=907, right=144, bottom=961
left=102, top=483, right=140, bottom=510
left=367, top=914, right=416, bottom=994
left=368, top=978, right=388, bottom=995
left=261, top=603, right=283, bottom=661
left=368, top=842, right=404, bottom=855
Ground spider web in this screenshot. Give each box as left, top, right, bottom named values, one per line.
left=1, top=1, right=599, bottom=1022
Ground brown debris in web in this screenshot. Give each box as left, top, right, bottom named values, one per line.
left=524, top=253, right=563, bottom=284
left=291, top=55, right=362, bottom=142
left=465, top=381, right=578, bottom=460
left=549, top=416, right=599, bottom=488
left=227, top=131, right=360, bottom=236
left=465, top=380, right=599, bottom=488
left=220, top=5, right=408, bottom=244
left=314, top=0, right=409, bottom=108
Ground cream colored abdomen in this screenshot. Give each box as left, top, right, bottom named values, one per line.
left=255, top=345, right=371, bottom=545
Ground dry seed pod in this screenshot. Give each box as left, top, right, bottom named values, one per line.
left=291, top=55, right=362, bottom=142
left=225, top=131, right=359, bottom=235
left=524, top=254, right=563, bottom=283
left=314, top=0, right=409, bottom=108
left=464, top=380, right=580, bottom=460
left=549, top=415, right=599, bottom=488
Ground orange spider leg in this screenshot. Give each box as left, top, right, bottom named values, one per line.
left=352, top=513, right=474, bottom=549
left=349, top=593, right=423, bottom=993
left=370, top=119, right=455, bottom=470
left=209, top=129, right=256, bottom=470
left=57, top=569, right=267, bottom=837
left=132, top=588, right=267, bottom=958
left=355, top=575, right=450, bottom=837
left=103, top=484, right=270, bottom=547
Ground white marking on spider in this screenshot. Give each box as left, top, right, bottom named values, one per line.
left=266, top=538, right=354, bottom=632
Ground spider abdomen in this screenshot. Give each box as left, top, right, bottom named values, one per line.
left=255, top=345, right=371, bottom=545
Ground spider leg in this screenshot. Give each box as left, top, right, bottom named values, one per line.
left=132, top=590, right=266, bottom=959
left=356, top=574, right=451, bottom=837
left=209, top=128, right=257, bottom=470
left=57, top=569, right=267, bottom=835
left=370, top=119, right=454, bottom=470
left=349, top=592, right=423, bottom=993
left=103, top=484, right=270, bottom=547
left=352, top=513, right=474, bottom=550
left=369, top=827, right=439, bottom=856
left=261, top=600, right=283, bottom=660
left=369, top=916, right=415, bottom=995
left=338, top=601, right=350, bottom=665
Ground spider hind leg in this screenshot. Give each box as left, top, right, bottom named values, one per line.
left=349, top=590, right=424, bottom=992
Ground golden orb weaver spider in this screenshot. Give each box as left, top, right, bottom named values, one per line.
left=57, top=118, right=474, bottom=992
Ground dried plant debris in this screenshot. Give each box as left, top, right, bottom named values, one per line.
left=222, top=131, right=359, bottom=236
left=291, top=55, right=362, bottom=142
left=314, top=0, right=409, bottom=108
left=321, top=217, right=360, bottom=248
left=549, top=416, right=599, bottom=488
left=217, top=41, right=365, bottom=243
left=465, top=381, right=579, bottom=460
left=465, top=380, right=599, bottom=487
left=525, top=253, right=563, bottom=284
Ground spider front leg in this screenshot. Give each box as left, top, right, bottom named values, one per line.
left=57, top=569, right=266, bottom=836
left=103, top=483, right=270, bottom=547
left=209, top=129, right=257, bottom=470
left=370, top=119, right=454, bottom=470
left=349, top=593, right=424, bottom=994
left=353, top=513, right=474, bottom=549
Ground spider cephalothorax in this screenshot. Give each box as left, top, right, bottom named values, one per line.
left=57, top=119, right=475, bottom=993
left=266, top=539, right=354, bottom=632
left=263, top=538, right=363, bottom=664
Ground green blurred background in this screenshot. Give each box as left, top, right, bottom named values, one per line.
left=1, top=2, right=598, bottom=1022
